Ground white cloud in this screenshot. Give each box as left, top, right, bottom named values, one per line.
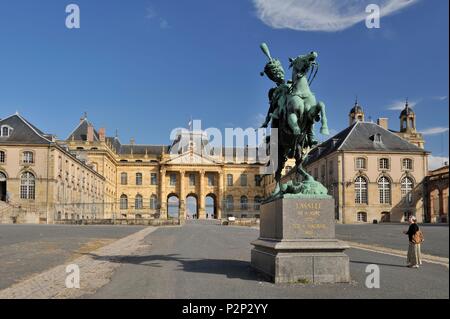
left=145, top=5, right=170, bottom=29
left=421, top=127, right=449, bottom=136
left=387, top=99, right=418, bottom=111
left=253, top=0, right=418, bottom=32
left=428, top=155, right=449, bottom=170
left=433, top=96, right=448, bottom=101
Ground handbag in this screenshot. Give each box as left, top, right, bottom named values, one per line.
left=412, top=230, right=424, bottom=244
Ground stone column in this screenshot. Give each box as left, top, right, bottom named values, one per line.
left=217, top=171, right=224, bottom=219
left=198, top=170, right=206, bottom=219
left=159, top=167, right=167, bottom=219
left=179, top=170, right=186, bottom=221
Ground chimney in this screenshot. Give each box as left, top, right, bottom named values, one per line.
left=377, top=118, right=389, bottom=130
left=87, top=125, right=94, bottom=142
left=99, top=128, right=106, bottom=142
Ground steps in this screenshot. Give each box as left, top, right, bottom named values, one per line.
left=184, top=219, right=222, bottom=226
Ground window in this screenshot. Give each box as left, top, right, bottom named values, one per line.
left=170, top=173, right=177, bottom=186
left=379, top=158, right=390, bottom=170
left=225, top=195, right=234, bottom=211
left=136, top=173, right=142, bottom=185
left=240, top=174, right=247, bottom=186
left=1, top=126, right=11, bottom=137
left=378, top=176, right=391, bottom=204
left=189, top=173, right=196, bottom=186
left=20, top=172, right=35, bottom=199
left=255, top=175, right=262, bottom=187
left=0, top=151, right=5, bottom=163
left=355, top=176, right=368, bottom=204
left=240, top=196, right=248, bottom=210
left=135, top=195, right=143, bottom=209
left=120, top=195, right=128, bottom=209
left=254, top=196, right=262, bottom=210
left=227, top=174, right=233, bottom=186
left=22, top=151, right=34, bottom=164
left=356, top=157, right=366, bottom=170
left=150, top=173, right=158, bottom=185
left=401, top=177, right=414, bottom=204
left=207, top=173, right=215, bottom=186
left=374, top=133, right=382, bottom=143
left=357, top=212, right=367, bottom=222
left=120, top=173, right=127, bottom=185
left=402, top=158, right=413, bottom=170
left=150, top=195, right=158, bottom=210
left=314, top=168, right=318, bottom=180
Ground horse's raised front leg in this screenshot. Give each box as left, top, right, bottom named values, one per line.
left=287, top=97, right=304, bottom=135
left=317, top=101, right=329, bottom=135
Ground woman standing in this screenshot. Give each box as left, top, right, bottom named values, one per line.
left=404, top=216, right=422, bottom=268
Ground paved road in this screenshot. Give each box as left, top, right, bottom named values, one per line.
left=336, top=224, right=449, bottom=258
left=89, top=224, right=449, bottom=299
left=0, top=224, right=145, bottom=290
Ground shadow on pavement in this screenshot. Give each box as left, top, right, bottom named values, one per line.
left=84, top=253, right=270, bottom=282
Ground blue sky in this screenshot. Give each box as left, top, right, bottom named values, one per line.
left=0, top=0, right=448, bottom=167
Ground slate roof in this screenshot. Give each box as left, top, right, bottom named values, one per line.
left=67, top=118, right=100, bottom=141
left=104, top=137, right=169, bottom=156
left=0, top=114, right=52, bottom=145
left=304, top=121, right=429, bottom=166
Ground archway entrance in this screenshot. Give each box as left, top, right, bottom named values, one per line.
left=205, top=194, right=216, bottom=219
left=167, top=195, right=180, bottom=219
left=0, top=172, right=6, bottom=202
left=186, top=195, right=198, bottom=219
left=381, top=211, right=391, bottom=223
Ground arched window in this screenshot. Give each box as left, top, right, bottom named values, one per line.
left=357, top=212, right=367, bottom=222
left=120, top=172, right=128, bottom=185
left=401, top=177, right=414, bottom=204
left=20, top=172, right=35, bottom=199
left=135, top=194, right=143, bottom=209
left=120, top=194, right=128, bottom=209
left=22, top=151, right=34, bottom=164
left=1, top=126, right=11, bottom=137
left=355, top=176, right=368, bottom=204
left=254, top=196, right=262, bottom=211
left=136, top=173, right=143, bottom=185
left=0, top=150, right=5, bottom=163
left=378, top=176, right=391, bottom=204
left=150, top=194, right=158, bottom=210
left=240, top=196, right=248, bottom=210
left=225, top=195, right=234, bottom=211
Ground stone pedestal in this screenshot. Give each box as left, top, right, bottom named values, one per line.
left=251, top=197, right=350, bottom=284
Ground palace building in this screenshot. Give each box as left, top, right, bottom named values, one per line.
left=1, top=113, right=269, bottom=223
left=0, top=100, right=436, bottom=224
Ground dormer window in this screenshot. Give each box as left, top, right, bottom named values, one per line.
left=1, top=125, right=12, bottom=137
left=370, top=133, right=383, bottom=143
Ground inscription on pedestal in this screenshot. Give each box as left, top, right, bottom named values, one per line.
left=260, top=197, right=335, bottom=240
